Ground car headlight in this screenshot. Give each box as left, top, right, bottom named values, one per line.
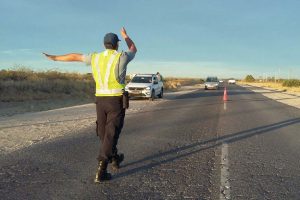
left=125, top=86, right=129, bottom=90
left=145, top=86, right=151, bottom=90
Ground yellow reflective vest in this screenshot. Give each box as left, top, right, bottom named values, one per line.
left=91, top=50, right=124, bottom=96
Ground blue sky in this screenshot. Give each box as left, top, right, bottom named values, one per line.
left=1, top=0, right=300, bottom=79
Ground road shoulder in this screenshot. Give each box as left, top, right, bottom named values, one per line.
left=239, top=83, right=300, bottom=109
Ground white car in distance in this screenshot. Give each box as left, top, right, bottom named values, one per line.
left=228, top=79, right=236, bottom=84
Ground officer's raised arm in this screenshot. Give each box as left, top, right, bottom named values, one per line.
left=43, top=52, right=84, bottom=62
left=120, top=27, right=137, bottom=53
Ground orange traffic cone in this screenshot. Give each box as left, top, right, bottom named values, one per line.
left=223, top=87, right=228, bottom=101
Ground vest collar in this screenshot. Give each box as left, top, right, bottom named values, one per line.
left=104, top=49, right=118, bottom=56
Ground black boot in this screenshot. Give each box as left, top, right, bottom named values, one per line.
left=111, top=153, right=124, bottom=170
left=94, top=160, right=111, bottom=183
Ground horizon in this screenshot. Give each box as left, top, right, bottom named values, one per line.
left=1, top=0, right=300, bottom=79
left=2, top=66, right=297, bottom=81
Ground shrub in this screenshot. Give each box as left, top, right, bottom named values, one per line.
left=282, top=79, right=300, bottom=87
left=245, top=75, right=255, bottom=82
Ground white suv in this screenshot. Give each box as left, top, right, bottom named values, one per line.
left=125, top=74, right=164, bottom=100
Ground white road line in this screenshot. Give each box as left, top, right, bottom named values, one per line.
left=220, top=142, right=230, bottom=200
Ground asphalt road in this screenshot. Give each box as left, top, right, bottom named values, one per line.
left=1, top=84, right=300, bottom=200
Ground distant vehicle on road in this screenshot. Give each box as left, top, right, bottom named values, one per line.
left=125, top=74, right=164, bottom=101
left=228, top=79, right=236, bottom=84
left=204, top=77, right=219, bottom=90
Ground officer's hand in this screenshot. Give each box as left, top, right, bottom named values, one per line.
left=121, top=27, right=128, bottom=39
left=43, top=52, right=56, bottom=61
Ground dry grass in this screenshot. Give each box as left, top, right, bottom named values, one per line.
left=0, top=68, right=94, bottom=102
left=163, top=77, right=204, bottom=91
left=239, top=81, right=300, bottom=93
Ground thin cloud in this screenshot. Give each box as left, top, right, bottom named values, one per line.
left=0, top=50, right=13, bottom=54
left=0, top=48, right=35, bottom=55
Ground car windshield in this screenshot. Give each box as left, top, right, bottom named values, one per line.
left=131, top=76, right=152, bottom=83
left=206, top=77, right=218, bottom=82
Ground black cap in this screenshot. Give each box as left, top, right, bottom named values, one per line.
left=103, top=33, right=120, bottom=46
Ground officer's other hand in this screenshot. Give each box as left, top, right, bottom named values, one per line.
left=43, top=52, right=56, bottom=61
left=121, top=27, right=128, bottom=39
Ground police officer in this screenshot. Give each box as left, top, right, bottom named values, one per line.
left=156, top=72, right=163, bottom=82
left=43, top=27, right=137, bottom=183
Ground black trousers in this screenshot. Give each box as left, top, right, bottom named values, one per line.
left=95, top=96, right=126, bottom=162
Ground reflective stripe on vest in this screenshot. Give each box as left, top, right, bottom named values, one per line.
left=96, top=88, right=124, bottom=94
left=91, top=50, right=123, bottom=96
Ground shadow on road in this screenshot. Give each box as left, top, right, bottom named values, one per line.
left=114, top=117, right=300, bottom=180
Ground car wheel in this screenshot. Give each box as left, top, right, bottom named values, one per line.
left=149, top=90, right=155, bottom=101
left=158, top=88, right=163, bottom=98
left=205, top=86, right=207, bottom=90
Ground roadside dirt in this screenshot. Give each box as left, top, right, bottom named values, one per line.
left=0, top=98, right=93, bottom=117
